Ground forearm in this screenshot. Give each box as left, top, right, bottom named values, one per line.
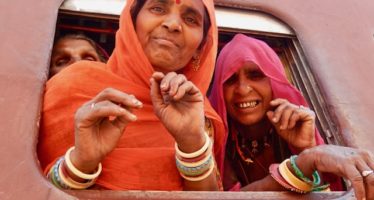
left=241, top=175, right=285, bottom=191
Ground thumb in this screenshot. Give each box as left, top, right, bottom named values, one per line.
left=266, top=110, right=276, bottom=125
left=150, top=77, right=165, bottom=114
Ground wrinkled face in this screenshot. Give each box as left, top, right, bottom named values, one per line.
left=223, top=62, right=273, bottom=126
left=135, top=0, right=205, bottom=73
left=49, top=38, right=101, bottom=77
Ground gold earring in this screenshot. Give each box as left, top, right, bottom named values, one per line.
left=192, top=55, right=200, bottom=71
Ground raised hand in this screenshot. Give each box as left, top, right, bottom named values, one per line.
left=297, top=145, right=374, bottom=200
left=266, top=98, right=316, bottom=150
left=71, top=88, right=143, bottom=173
left=150, top=72, right=205, bottom=152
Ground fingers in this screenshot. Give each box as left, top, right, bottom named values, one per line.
left=92, top=88, right=143, bottom=109
left=150, top=75, right=166, bottom=114
left=269, top=98, right=315, bottom=130
left=151, top=72, right=200, bottom=101
left=76, top=100, right=138, bottom=128
left=75, top=88, right=142, bottom=127
left=344, top=164, right=366, bottom=200
left=356, top=150, right=374, bottom=200
left=89, top=101, right=137, bottom=122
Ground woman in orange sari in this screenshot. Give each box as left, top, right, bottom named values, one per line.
left=38, top=0, right=225, bottom=191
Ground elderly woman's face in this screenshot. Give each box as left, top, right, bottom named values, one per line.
left=135, top=0, right=205, bottom=73
left=223, top=62, right=273, bottom=126
left=50, top=38, right=101, bottom=77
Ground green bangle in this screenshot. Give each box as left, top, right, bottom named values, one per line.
left=290, top=155, right=321, bottom=186
left=311, top=183, right=330, bottom=192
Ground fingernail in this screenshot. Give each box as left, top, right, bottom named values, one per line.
left=130, top=114, right=137, bottom=121
left=119, top=108, right=126, bottom=113
left=273, top=118, right=277, bottom=122
left=133, top=99, right=140, bottom=105
left=161, top=83, right=167, bottom=89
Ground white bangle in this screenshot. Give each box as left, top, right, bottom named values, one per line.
left=175, top=132, right=210, bottom=158
left=58, top=159, right=96, bottom=189
left=64, top=146, right=102, bottom=180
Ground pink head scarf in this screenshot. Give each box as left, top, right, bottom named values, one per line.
left=209, top=34, right=324, bottom=170
left=209, top=34, right=344, bottom=191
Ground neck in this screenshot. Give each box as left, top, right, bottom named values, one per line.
left=233, top=119, right=272, bottom=140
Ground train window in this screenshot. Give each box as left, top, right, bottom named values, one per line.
left=41, top=0, right=348, bottom=199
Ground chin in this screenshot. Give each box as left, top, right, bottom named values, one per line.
left=235, top=115, right=264, bottom=126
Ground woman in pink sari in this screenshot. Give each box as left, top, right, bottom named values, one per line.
left=209, top=34, right=346, bottom=192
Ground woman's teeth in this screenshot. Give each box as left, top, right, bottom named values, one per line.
left=237, top=101, right=258, bottom=108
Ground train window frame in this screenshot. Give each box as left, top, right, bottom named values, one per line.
left=38, top=0, right=350, bottom=199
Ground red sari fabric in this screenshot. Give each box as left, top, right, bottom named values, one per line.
left=38, top=0, right=225, bottom=190
left=209, top=34, right=331, bottom=189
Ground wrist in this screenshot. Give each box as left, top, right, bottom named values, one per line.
left=70, top=148, right=101, bottom=174
left=175, top=129, right=206, bottom=153
left=295, top=149, right=316, bottom=178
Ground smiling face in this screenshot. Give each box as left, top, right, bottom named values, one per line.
left=223, top=62, right=273, bottom=126
left=50, top=38, right=101, bottom=77
left=135, top=0, right=205, bottom=73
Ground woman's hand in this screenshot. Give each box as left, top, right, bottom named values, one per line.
left=296, top=145, right=374, bottom=200
left=150, top=72, right=205, bottom=152
left=71, top=88, right=143, bottom=173
left=266, top=98, right=316, bottom=150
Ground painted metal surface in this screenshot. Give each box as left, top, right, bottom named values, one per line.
left=0, top=0, right=373, bottom=199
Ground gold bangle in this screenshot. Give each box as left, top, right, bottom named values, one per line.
left=58, top=159, right=95, bottom=189
left=278, top=159, right=313, bottom=192
left=180, top=162, right=215, bottom=182
left=64, top=147, right=102, bottom=180
left=175, top=132, right=210, bottom=158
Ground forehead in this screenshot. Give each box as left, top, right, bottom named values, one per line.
left=145, top=0, right=205, bottom=15
left=237, top=62, right=261, bottom=72
left=53, top=38, right=96, bottom=52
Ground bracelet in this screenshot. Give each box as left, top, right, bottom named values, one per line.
left=312, top=183, right=330, bottom=192
left=49, top=158, right=67, bottom=189
left=176, top=141, right=212, bottom=163
left=179, top=162, right=215, bottom=182
left=59, top=159, right=96, bottom=189
left=64, top=147, right=102, bottom=180
left=175, top=132, right=210, bottom=158
left=269, top=164, right=307, bottom=194
left=290, top=155, right=321, bottom=186
left=176, top=155, right=213, bottom=177
left=278, top=159, right=313, bottom=192
left=176, top=151, right=212, bottom=168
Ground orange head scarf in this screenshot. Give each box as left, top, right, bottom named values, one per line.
left=38, top=0, right=224, bottom=190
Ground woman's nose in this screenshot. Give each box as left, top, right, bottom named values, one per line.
left=235, top=82, right=253, bottom=94
left=162, top=15, right=182, bottom=32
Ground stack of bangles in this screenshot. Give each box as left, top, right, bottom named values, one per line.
left=47, top=147, right=102, bottom=189
left=269, top=155, right=330, bottom=194
left=175, top=132, right=215, bottom=181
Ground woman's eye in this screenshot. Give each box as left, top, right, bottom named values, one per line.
left=184, top=16, right=197, bottom=25
left=150, top=6, right=165, bottom=14
left=55, top=58, right=68, bottom=67
left=83, top=56, right=96, bottom=61
left=224, top=74, right=238, bottom=85
left=247, top=71, right=265, bottom=80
